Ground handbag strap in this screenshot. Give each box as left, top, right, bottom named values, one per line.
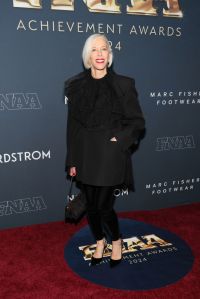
left=67, top=176, right=74, bottom=202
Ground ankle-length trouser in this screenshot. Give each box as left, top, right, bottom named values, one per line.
left=82, top=184, right=120, bottom=241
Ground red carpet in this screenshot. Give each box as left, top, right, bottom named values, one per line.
left=0, top=202, right=199, bottom=299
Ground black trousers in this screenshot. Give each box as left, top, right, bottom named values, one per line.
left=82, top=184, right=121, bottom=241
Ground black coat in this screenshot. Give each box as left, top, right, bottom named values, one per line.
left=65, top=69, right=145, bottom=190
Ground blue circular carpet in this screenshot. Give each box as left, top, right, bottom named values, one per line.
left=64, top=219, right=194, bottom=290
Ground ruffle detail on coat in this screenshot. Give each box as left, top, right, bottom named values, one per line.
left=64, top=69, right=124, bottom=128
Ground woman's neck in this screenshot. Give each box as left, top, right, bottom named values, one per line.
left=91, top=68, right=107, bottom=79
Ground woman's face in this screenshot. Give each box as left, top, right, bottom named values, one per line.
left=89, top=37, right=110, bottom=71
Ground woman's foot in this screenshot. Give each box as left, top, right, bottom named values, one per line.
left=110, top=238, right=123, bottom=268
left=91, top=238, right=107, bottom=266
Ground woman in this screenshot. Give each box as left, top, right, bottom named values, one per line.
left=65, top=34, right=145, bottom=267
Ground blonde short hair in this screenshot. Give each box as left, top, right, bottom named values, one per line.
left=82, top=34, right=113, bottom=69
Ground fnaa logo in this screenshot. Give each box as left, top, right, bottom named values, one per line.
left=156, top=135, right=196, bottom=151
left=13, top=0, right=183, bottom=18
left=0, top=93, right=42, bottom=111
left=79, top=234, right=173, bottom=261
left=0, top=196, right=47, bottom=216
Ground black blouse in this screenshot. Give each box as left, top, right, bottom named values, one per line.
left=65, top=68, right=124, bottom=130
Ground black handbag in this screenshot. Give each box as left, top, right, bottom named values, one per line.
left=65, top=176, right=87, bottom=222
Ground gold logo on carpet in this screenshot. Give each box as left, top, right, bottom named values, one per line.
left=79, top=234, right=173, bottom=260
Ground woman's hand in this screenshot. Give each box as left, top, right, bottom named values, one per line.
left=69, top=166, right=76, bottom=176
left=110, top=137, right=117, bottom=142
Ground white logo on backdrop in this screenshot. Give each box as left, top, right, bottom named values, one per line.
left=0, top=93, right=42, bottom=111
left=0, top=150, right=51, bottom=164
left=150, top=90, right=200, bottom=106
left=0, top=196, right=47, bottom=216
left=156, top=135, right=196, bottom=151
left=145, top=177, right=200, bottom=195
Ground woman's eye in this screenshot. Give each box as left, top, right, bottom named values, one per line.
left=92, top=48, right=97, bottom=52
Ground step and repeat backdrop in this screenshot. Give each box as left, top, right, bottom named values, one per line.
left=0, top=1, right=199, bottom=229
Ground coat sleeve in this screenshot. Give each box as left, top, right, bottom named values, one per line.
left=65, top=90, right=82, bottom=172
left=114, top=78, right=145, bottom=152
